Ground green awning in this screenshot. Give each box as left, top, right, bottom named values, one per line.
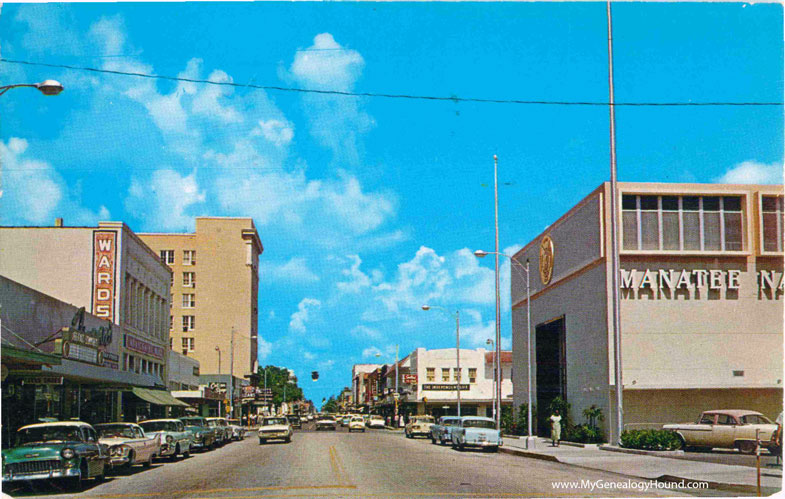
left=1, top=344, right=62, bottom=367
left=131, top=387, right=191, bottom=407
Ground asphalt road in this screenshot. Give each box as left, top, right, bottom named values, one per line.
left=3, top=424, right=721, bottom=498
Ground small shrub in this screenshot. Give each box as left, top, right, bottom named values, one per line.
left=620, top=429, right=681, bottom=451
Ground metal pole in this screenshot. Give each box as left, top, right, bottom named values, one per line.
left=606, top=0, right=624, bottom=445
left=526, top=259, right=533, bottom=440
left=230, top=328, right=235, bottom=418
left=217, top=348, right=222, bottom=417
left=493, top=154, right=502, bottom=431
left=394, top=345, right=399, bottom=423
left=756, top=429, right=761, bottom=497
left=456, top=311, right=461, bottom=418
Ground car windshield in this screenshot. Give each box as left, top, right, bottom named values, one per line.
left=263, top=418, right=287, bottom=426
left=740, top=414, right=773, bottom=425
left=413, top=417, right=434, bottom=423
left=351, top=417, right=363, bottom=422
left=16, top=426, right=84, bottom=445
left=462, top=420, right=496, bottom=429
left=320, top=416, right=335, bottom=421
left=139, top=421, right=176, bottom=432
left=95, top=424, right=136, bottom=438
left=443, top=419, right=459, bottom=425
left=206, top=420, right=218, bottom=427
left=180, top=418, right=204, bottom=426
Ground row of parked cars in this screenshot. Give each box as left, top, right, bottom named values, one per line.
left=1, top=416, right=248, bottom=490
left=406, top=415, right=503, bottom=452
left=314, top=413, right=386, bottom=431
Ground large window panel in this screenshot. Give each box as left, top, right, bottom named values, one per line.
left=640, top=211, right=659, bottom=250
left=662, top=211, right=680, bottom=250
left=724, top=212, right=742, bottom=251
left=703, top=211, right=721, bottom=250
left=683, top=211, right=701, bottom=250
left=622, top=211, right=638, bottom=250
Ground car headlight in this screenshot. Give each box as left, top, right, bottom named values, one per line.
left=166, top=435, right=174, bottom=443
left=61, top=448, right=75, bottom=459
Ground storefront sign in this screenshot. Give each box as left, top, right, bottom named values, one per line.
left=209, top=382, right=227, bottom=394
left=21, top=376, right=63, bottom=385
left=124, top=334, right=165, bottom=359
left=69, top=308, right=113, bottom=346
left=539, top=235, right=554, bottom=285
left=92, top=231, right=117, bottom=322
left=620, top=269, right=785, bottom=292
left=102, top=352, right=120, bottom=370
left=403, top=374, right=418, bottom=384
left=421, top=384, right=470, bottom=391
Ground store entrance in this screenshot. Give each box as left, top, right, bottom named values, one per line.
left=535, top=317, right=566, bottom=435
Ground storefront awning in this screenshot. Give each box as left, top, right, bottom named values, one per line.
left=131, top=387, right=191, bottom=407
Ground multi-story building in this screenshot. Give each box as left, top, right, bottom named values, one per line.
left=511, top=182, right=784, bottom=443
left=138, top=217, right=263, bottom=378
left=352, top=364, right=381, bottom=408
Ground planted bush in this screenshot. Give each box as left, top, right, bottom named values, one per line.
left=620, top=429, right=682, bottom=451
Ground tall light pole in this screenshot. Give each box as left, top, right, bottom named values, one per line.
left=474, top=249, right=533, bottom=445
left=607, top=0, right=624, bottom=444
left=0, top=80, right=64, bottom=96
left=486, top=338, right=496, bottom=420
left=421, top=306, right=460, bottom=417
left=215, top=346, right=222, bottom=416
left=493, top=155, right=502, bottom=430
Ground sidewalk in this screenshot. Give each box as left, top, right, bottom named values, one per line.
left=501, top=437, right=782, bottom=495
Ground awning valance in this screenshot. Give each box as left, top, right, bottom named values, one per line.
left=131, top=387, right=191, bottom=407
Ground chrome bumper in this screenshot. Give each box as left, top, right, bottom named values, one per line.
left=3, top=467, right=80, bottom=482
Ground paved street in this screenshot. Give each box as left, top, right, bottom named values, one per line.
left=2, top=425, right=724, bottom=499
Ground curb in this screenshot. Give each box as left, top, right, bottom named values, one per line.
left=600, top=445, right=684, bottom=457
left=499, top=446, right=559, bottom=462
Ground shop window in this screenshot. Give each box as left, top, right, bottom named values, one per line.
left=160, top=250, right=174, bottom=265
left=426, top=368, right=435, bottom=382
left=441, top=368, right=450, bottom=382
left=183, top=250, right=196, bottom=266
left=762, top=195, right=784, bottom=253
left=468, top=368, right=477, bottom=383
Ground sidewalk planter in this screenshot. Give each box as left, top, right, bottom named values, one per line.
left=620, top=429, right=682, bottom=451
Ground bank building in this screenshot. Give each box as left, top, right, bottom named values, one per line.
left=510, top=182, right=784, bottom=443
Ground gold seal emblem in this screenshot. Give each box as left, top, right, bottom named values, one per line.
left=539, top=235, right=555, bottom=285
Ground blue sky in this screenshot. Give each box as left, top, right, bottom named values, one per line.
left=1, top=2, right=782, bottom=406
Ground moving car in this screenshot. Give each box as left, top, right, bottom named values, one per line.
left=258, top=416, right=292, bottom=444
left=287, top=415, right=302, bottom=429
left=138, top=419, right=193, bottom=460
left=450, top=416, right=502, bottom=451
left=405, top=415, right=435, bottom=438
left=367, top=415, right=386, bottom=429
left=340, top=415, right=352, bottom=427
left=316, top=415, right=338, bottom=431
left=2, top=421, right=109, bottom=490
left=205, top=417, right=230, bottom=445
left=663, top=410, right=779, bottom=454
left=95, top=423, right=160, bottom=468
left=431, top=416, right=461, bottom=445
left=348, top=416, right=366, bottom=433
left=179, top=416, right=217, bottom=451
left=226, top=419, right=246, bottom=440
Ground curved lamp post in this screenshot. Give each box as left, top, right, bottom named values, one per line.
left=474, top=249, right=534, bottom=447
left=0, top=80, right=64, bottom=97
left=421, top=305, right=461, bottom=417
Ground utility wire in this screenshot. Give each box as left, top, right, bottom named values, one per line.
left=1, top=58, right=782, bottom=107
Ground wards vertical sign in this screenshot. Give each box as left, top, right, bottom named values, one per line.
left=92, top=231, right=117, bottom=322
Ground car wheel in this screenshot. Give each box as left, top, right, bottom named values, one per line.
left=674, top=434, right=686, bottom=451
left=126, top=451, right=136, bottom=468
left=68, top=463, right=87, bottom=491
left=259, top=438, right=265, bottom=445
left=143, top=454, right=153, bottom=467
left=285, top=436, right=291, bottom=443
left=737, top=441, right=758, bottom=455
left=171, top=444, right=181, bottom=461
left=183, top=445, right=191, bottom=458
left=431, top=435, right=437, bottom=444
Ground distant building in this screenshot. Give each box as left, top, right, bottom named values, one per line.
left=352, top=364, right=381, bottom=409
left=511, top=182, right=784, bottom=443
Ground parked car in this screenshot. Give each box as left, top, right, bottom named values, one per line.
left=405, top=415, right=435, bottom=438
left=179, top=416, right=217, bottom=451
left=348, top=416, right=366, bottom=433
left=367, top=415, right=386, bottom=429
left=2, top=421, right=109, bottom=490
left=258, top=417, right=292, bottom=444
left=226, top=419, right=246, bottom=440
left=316, top=415, right=338, bottom=431
left=205, top=418, right=230, bottom=445
left=663, top=410, right=780, bottom=454
left=287, top=415, right=302, bottom=429
left=450, top=416, right=502, bottom=451
left=138, top=419, right=193, bottom=460
left=340, top=415, right=352, bottom=427
left=431, top=416, right=461, bottom=445
left=95, top=423, right=160, bottom=468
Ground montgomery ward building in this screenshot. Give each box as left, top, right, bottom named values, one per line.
left=511, top=182, right=784, bottom=443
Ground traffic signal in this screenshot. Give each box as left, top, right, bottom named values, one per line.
left=311, top=371, right=319, bottom=381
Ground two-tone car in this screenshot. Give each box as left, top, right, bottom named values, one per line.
left=205, top=418, right=230, bottom=445
left=348, top=416, right=366, bottom=433
left=94, top=423, right=160, bottom=468
left=179, top=416, right=217, bottom=451
left=258, top=417, right=292, bottom=444
left=663, top=409, right=780, bottom=454
left=451, top=416, right=502, bottom=452
left=2, top=421, right=109, bottom=490
left=316, top=414, right=338, bottom=431
left=227, top=419, right=247, bottom=441
left=138, top=419, right=193, bottom=460
left=431, top=416, right=461, bottom=445
left=405, top=415, right=435, bottom=438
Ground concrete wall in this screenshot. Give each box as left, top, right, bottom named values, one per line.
left=168, top=350, right=201, bottom=390
left=411, top=347, right=512, bottom=403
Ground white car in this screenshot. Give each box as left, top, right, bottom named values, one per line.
left=367, top=415, right=386, bottom=429
left=258, top=416, right=292, bottom=444
left=348, top=416, right=366, bottom=433
left=94, top=423, right=160, bottom=468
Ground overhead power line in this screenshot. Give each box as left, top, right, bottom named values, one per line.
left=1, top=58, right=782, bottom=107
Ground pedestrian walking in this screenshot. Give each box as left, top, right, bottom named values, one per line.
left=549, top=409, right=562, bottom=447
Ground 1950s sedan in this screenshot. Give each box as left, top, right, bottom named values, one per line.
left=179, top=417, right=216, bottom=451
left=451, top=416, right=503, bottom=452
left=405, top=415, right=435, bottom=438
left=2, top=421, right=109, bottom=490
left=138, top=419, right=193, bottom=460
left=94, top=423, right=160, bottom=468
left=431, top=416, right=461, bottom=445
left=258, top=417, right=292, bottom=444
left=663, top=410, right=780, bottom=454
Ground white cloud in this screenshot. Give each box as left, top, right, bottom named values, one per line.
left=303, top=351, right=317, bottom=361
left=257, top=336, right=272, bottom=361
left=716, top=160, right=783, bottom=185
left=318, top=359, right=335, bottom=370
left=289, top=33, right=364, bottom=91
left=351, top=325, right=382, bottom=341
left=289, top=298, right=321, bottom=333
left=126, top=169, right=205, bottom=231
left=264, top=257, right=319, bottom=283
left=336, top=255, right=372, bottom=293
left=253, top=119, right=294, bottom=147
left=362, top=347, right=382, bottom=358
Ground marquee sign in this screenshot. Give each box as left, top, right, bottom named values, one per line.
left=421, top=384, right=470, bottom=391
left=125, top=333, right=165, bottom=359
left=92, top=231, right=117, bottom=322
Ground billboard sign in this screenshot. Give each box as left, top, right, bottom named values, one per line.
left=92, top=231, right=117, bottom=322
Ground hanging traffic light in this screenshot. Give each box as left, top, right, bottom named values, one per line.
left=311, top=371, right=319, bottom=381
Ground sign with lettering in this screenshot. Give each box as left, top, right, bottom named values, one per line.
left=21, top=376, right=63, bottom=385
left=620, top=269, right=785, bottom=293
left=102, top=352, right=120, bottom=370
left=403, top=374, right=418, bottom=384
left=125, top=333, right=165, bottom=359
left=92, top=231, right=117, bottom=322
left=421, top=384, right=470, bottom=391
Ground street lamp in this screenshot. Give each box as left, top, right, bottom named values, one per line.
left=421, top=305, right=461, bottom=417
left=0, top=80, right=64, bottom=96
left=486, top=338, right=496, bottom=421
left=474, top=249, right=534, bottom=447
